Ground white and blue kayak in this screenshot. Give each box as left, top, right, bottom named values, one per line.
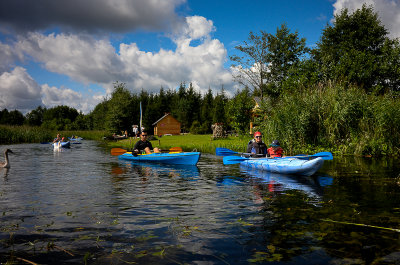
left=240, top=157, right=324, bottom=176
left=118, top=152, right=201, bottom=166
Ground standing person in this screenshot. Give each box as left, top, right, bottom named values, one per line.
left=133, top=130, right=160, bottom=155
left=132, top=125, right=138, bottom=138
left=246, top=131, right=267, bottom=157
left=267, top=140, right=284, bottom=158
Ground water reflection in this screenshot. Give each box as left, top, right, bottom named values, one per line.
left=240, top=166, right=333, bottom=199
left=117, top=160, right=200, bottom=181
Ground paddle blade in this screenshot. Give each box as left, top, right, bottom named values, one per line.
left=215, top=147, right=238, bottom=156
left=111, top=148, right=127, bottom=156
left=169, top=147, right=183, bottom=152
left=311, top=152, right=333, bottom=160
left=223, top=156, right=248, bottom=165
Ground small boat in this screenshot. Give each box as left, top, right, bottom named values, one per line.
left=240, top=157, right=324, bottom=176
left=118, top=151, right=201, bottom=166
left=53, top=141, right=71, bottom=149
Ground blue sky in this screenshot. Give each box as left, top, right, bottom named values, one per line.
left=0, top=0, right=399, bottom=114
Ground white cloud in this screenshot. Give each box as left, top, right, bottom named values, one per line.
left=41, top=84, right=101, bottom=114
left=14, top=15, right=234, bottom=96
left=0, top=67, right=42, bottom=113
left=0, top=15, right=235, bottom=114
left=333, top=0, right=400, bottom=38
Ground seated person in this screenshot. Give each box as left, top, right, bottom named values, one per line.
left=246, top=131, right=267, bottom=157
left=53, top=133, right=61, bottom=143
left=267, top=140, right=284, bottom=158
left=133, top=131, right=161, bottom=154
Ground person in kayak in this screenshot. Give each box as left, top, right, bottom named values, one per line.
left=53, top=133, right=61, bottom=143
left=133, top=131, right=161, bottom=155
left=246, top=131, right=267, bottom=157
left=267, top=140, right=284, bottom=158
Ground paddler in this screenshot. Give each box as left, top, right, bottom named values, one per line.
left=246, top=131, right=267, bottom=157
left=133, top=130, right=161, bottom=155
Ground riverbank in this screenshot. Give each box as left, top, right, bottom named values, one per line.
left=106, top=134, right=335, bottom=156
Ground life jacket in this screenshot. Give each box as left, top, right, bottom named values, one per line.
left=267, top=147, right=283, bottom=158
left=247, top=140, right=267, bottom=156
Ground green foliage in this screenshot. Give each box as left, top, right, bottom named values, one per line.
left=313, top=4, right=398, bottom=93
left=0, top=125, right=53, bottom=144
left=256, top=82, right=400, bottom=155
left=231, top=24, right=308, bottom=98
left=25, top=106, right=46, bottom=126
left=0, top=109, right=25, bottom=125
left=264, top=23, right=308, bottom=97
left=227, top=87, right=253, bottom=134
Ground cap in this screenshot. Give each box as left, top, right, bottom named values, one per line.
left=254, top=131, right=262, bottom=137
left=270, top=140, right=280, bottom=146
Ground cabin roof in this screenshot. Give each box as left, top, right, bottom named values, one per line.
left=152, top=113, right=180, bottom=126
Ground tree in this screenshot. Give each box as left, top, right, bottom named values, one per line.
left=313, top=4, right=395, bottom=93
left=25, top=106, right=46, bottom=126
left=227, top=87, right=253, bottom=134
left=230, top=31, right=268, bottom=98
left=0, top=109, right=25, bottom=125
left=106, top=82, right=132, bottom=133
left=264, top=24, right=308, bottom=96
left=41, top=105, right=79, bottom=130
left=231, top=24, right=308, bottom=98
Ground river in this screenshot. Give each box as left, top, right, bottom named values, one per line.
left=1, top=141, right=399, bottom=264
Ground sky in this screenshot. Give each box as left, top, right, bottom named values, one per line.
left=1, top=0, right=400, bottom=114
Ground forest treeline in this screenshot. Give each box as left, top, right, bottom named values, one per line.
left=1, top=5, right=400, bottom=155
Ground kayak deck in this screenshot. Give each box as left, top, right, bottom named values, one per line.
left=118, top=152, right=201, bottom=165
left=240, top=157, right=324, bottom=176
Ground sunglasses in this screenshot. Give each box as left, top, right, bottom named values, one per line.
left=255, top=136, right=262, bottom=138
left=141, top=134, right=148, bottom=137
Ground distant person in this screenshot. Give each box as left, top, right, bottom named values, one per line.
left=267, top=140, right=284, bottom=158
left=133, top=130, right=160, bottom=155
left=246, top=131, right=267, bottom=157
left=53, top=133, right=61, bottom=143
left=132, top=125, right=138, bottom=138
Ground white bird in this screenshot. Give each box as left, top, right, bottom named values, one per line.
left=1, top=149, right=13, bottom=168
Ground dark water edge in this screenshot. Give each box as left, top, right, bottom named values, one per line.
left=0, top=142, right=399, bottom=264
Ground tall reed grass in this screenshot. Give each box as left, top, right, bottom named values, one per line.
left=0, top=125, right=54, bottom=144
left=257, top=82, right=400, bottom=156
left=0, top=126, right=108, bottom=144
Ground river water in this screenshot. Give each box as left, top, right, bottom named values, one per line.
left=0, top=141, right=399, bottom=264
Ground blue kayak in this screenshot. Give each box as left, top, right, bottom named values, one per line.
left=53, top=141, right=71, bottom=148
left=118, top=152, right=201, bottom=165
left=240, top=157, right=324, bottom=176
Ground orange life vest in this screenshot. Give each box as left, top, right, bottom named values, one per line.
left=267, top=147, right=283, bottom=158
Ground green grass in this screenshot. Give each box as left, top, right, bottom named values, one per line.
left=107, top=134, right=251, bottom=154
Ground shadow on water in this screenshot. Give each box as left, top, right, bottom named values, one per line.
left=1, top=144, right=400, bottom=264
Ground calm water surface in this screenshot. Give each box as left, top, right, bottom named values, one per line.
left=0, top=141, right=399, bottom=264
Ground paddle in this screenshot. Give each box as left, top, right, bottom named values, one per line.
left=111, top=146, right=183, bottom=156
left=216, top=147, right=242, bottom=156
left=223, top=151, right=333, bottom=165
left=290, top=152, right=333, bottom=160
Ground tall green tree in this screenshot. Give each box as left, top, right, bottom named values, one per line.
left=25, top=106, right=46, bottom=126
left=42, top=105, right=79, bottom=130
left=264, top=23, right=308, bottom=96
left=230, top=31, right=268, bottom=98
left=231, top=24, right=308, bottom=98
left=227, top=87, right=253, bottom=133
left=106, top=82, right=132, bottom=133
left=313, top=4, right=397, bottom=93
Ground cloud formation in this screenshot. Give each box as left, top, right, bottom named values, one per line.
left=0, top=13, right=234, bottom=113
left=0, top=0, right=186, bottom=33
left=333, top=0, right=400, bottom=38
